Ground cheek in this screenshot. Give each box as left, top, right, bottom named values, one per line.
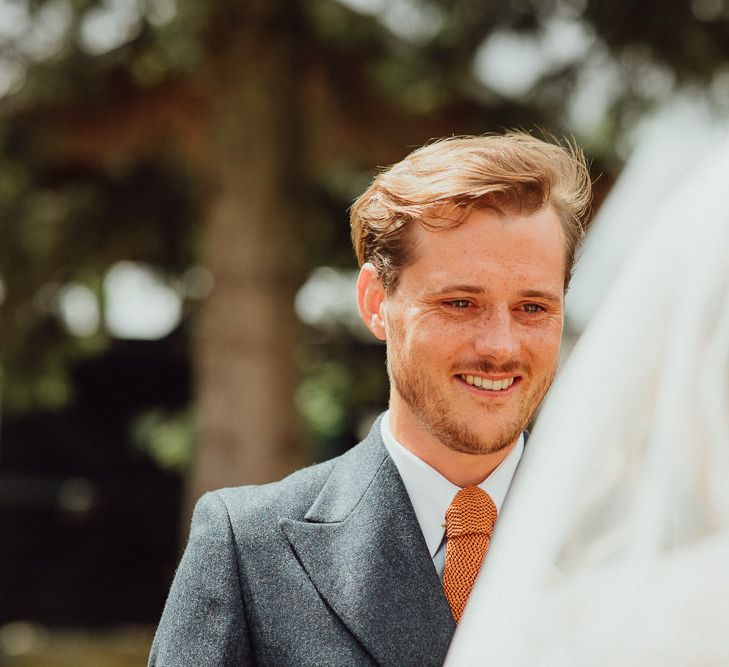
left=410, top=320, right=462, bottom=358
left=523, top=326, right=563, bottom=365
left=393, top=311, right=450, bottom=347
left=385, top=317, right=417, bottom=364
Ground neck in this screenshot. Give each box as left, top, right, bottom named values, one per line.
left=387, top=401, right=518, bottom=488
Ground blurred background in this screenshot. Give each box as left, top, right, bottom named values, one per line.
left=1, top=0, right=728, bottom=664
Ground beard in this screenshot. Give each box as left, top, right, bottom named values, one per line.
left=387, top=352, right=555, bottom=456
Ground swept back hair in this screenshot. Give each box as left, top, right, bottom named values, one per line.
left=350, top=131, right=592, bottom=291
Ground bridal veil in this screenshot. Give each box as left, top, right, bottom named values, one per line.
left=447, top=104, right=729, bottom=666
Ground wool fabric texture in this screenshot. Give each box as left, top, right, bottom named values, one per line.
left=149, top=415, right=457, bottom=666
left=443, top=486, right=498, bottom=623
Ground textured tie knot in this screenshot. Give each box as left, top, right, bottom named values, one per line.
left=445, top=486, right=498, bottom=539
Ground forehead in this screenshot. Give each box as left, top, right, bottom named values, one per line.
left=400, top=206, right=566, bottom=293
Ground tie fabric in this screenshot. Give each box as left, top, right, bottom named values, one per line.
left=442, top=486, right=498, bottom=623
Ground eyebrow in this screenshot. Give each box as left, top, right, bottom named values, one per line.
left=432, top=285, right=485, bottom=295
left=517, top=289, right=562, bottom=303
left=430, top=286, right=562, bottom=303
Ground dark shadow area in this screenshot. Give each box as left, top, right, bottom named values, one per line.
left=0, top=333, right=188, bottom=627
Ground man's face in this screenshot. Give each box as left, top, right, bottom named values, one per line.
left=380, top=205, right=566, bottom=456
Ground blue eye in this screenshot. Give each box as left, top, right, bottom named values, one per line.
left=522, top=303, right=544, bottom=313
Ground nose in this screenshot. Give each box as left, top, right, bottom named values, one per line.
left=472, top=309, right=520, bottom=362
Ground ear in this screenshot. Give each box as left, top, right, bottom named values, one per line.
left=356, top=263, right=387, bottom=341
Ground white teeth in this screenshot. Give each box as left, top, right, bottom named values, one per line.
left=461, top=375, right=515, bottom=391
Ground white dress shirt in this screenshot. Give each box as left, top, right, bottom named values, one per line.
left=381, top=410, right=524, bottom=578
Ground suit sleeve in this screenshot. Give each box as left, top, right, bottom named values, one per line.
left=149, top=491, right=253, bottom=666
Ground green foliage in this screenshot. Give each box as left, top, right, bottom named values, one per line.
left=306, top=0, right=386, bottom=52
left=585, top=0, right=729, bottom=81
left=131, top=407, right=195, bottom=472
left=296, top=361, right=351, bottom=440
left=0, top=117, right=199, bottom=413
left=296, top=335, right=389, bottom=457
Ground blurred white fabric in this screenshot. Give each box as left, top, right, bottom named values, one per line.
left=446, top=106, right=729, bottom=665
left=566, top=97, right=724, bottom=330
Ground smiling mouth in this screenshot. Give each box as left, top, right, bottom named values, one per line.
left=458, top=374, right=518, bottom=391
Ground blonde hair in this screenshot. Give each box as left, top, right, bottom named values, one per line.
left=350, top=131, right=592, bottom=291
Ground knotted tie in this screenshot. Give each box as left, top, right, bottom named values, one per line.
left=442, top=486, right=498, bottom=623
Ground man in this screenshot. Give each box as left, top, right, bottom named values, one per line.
left=149, top=132, right=592, bottom=666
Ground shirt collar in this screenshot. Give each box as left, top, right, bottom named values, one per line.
left=381, top=409, right=524, bottom=558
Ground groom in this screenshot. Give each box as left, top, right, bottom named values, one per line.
left=149, top=132, right=591, bottom=666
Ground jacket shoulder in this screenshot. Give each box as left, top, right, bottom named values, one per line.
left=206, top=415, right=387, bottom=531
left=213, top=455, right=337, bottom=523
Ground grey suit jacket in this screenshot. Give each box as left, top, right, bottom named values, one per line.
left=149, top=416, right=456, bottom=666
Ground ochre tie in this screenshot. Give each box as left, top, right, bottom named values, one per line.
left=442, top=486, right=498, bottom=623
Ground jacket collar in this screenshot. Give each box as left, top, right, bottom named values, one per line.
left=280, top=416, right=456, bottom=665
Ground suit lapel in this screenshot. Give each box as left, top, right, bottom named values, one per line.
left=280, top=419, right=456, bottom=666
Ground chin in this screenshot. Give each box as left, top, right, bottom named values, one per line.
left=438, top=419, right=523, bottom=457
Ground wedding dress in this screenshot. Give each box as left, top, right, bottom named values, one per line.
left=446, top=106, right=729, bottom=666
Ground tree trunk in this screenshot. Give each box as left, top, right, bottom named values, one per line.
left=187, top=3, right=307, bottom=514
